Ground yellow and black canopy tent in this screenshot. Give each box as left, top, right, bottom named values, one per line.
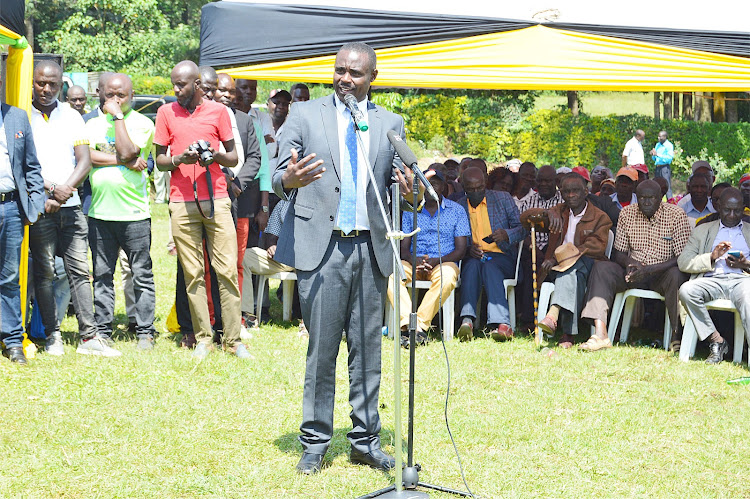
left=1, top=0, right=35, bottom=356
left=200, top=2, right=750, bottom=92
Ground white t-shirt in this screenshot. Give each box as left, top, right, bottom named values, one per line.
left=30, top=100, right=88, bottom=207
left=622, top=136, right=645, bottom=166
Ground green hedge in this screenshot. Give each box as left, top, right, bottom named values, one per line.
left=373, top=92, right=750, bottom=185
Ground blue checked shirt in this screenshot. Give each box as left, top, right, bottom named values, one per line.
left=402, top=197, right=471, bottom=258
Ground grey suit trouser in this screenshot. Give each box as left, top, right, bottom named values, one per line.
left=679, top=274, right=750, bottom=341
left=296, top=232, right=386, bottom=455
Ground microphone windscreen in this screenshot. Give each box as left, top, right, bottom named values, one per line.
left=386, top=130, right=418, bottom=167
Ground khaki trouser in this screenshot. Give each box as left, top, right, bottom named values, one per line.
left=241, top=246, right=294, bottom=315
left=170, top=197, right=241, bottom=347
left=387, top=261, right=459, bottom=332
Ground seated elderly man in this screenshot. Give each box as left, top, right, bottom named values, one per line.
left=457, top=166, right=525, bottom=341
left=678, top=188, right=750, bottom=363
left=242, top=198, right=306, bottom=336
left=521, top=173, right=612, bottom=348
left=581, top=180, right=691, bottom=351
left=611, top=167, right=638, bottom=209
left=387, top=169, right=470, bottom=346
left=681, top=173, right=714, bottom=226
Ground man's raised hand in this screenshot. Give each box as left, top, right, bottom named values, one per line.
left=281, top=149, right=325, bottom=189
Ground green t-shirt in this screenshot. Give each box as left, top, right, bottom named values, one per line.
left=252, top=118, right=271, bottom=193
left=86, top=109, right=155, bottom=221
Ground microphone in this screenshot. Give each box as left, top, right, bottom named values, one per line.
left=343, top=93, right=369, bottom=132
left=386, top=129, right=438, bottom=201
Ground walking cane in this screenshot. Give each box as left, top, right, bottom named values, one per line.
left=530, top=224, right=541, bottom=347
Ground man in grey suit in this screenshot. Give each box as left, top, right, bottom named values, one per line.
left=0, top=98, right=46, bottom=364
left=273, top=42, right=427, bottom=474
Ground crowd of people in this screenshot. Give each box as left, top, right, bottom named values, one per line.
left=0, top=55, right=746, bottom=370
left=401, top=153, right=750, bottom=361
left=0, top=42, right=749, bottom=477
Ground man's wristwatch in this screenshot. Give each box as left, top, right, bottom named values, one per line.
left=113, top=112, right=124, bottom=121
left=49, top=183, right=56, bottom=195
left=261, top=205, right=269, bottom=213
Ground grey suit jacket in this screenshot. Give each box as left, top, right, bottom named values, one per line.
left=677, top=219, right=750, bottom=279
left=1, top=103, right=45, bottom=223
left=272, top=94, right=405, bottom=276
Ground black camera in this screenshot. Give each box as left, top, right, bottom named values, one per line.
left=189, top=140, right=214, bottom=166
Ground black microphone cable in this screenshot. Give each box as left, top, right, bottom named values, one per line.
left=434, top=199, right=476, bottom=499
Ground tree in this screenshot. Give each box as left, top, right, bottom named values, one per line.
left=32, top=0, right=202, bottom=76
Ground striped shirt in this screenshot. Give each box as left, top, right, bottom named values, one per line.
left=614, top=203, right=691, bottom=266
left=520, top=190, right=563, bottom=250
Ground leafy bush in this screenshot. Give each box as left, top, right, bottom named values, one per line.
left=131, top=75, right=173, bottom=96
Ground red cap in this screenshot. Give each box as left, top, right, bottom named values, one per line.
left=571, top=166, right=590, bottom=182
left=740, top=173, right=750, bottom=186
left=632, top=163, right=649, bottom=174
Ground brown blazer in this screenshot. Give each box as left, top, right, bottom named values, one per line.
left=521, top=202, right=612, bottom=281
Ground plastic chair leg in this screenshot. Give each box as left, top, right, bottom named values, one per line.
left=620, top=297, right=636, bottom=344
left=442, top=291, right=455, bottom=341
left=256, top=275, right=268, bottom=324
left=679, top=316, right=697, bottom=362
left=663, top=313, right=672, bottom=351
left=282, top=279, right=294, bottom=322
left=507, top=287, right=516, bottom=331
left=733, top=310, right=743, bottom=364
left=608, top=293, right=625, bottom=343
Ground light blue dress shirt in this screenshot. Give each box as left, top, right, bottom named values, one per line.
left=652, top=140, right=674, bottom=166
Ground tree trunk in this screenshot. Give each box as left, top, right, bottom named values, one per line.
left=683, top=93, right=693, bottom=119
left=567, top=91, right=579, bottom=117
left=673, top=92, right=680, bottom=119
left=654, top=92, right=661, bottom=120
left=702, top=92, right=713, bottom=122
left=694, top=93, right=702, bottom=121
left=24, top=17, right=34, bottom=51
left=713, top=92, right=726, bottom=122
left=663, top=92, right=672, bottom=120
left=726, top=92, right=738, bottom=123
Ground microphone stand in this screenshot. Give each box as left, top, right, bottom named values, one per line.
left=354, top=123, right=472, bottom=498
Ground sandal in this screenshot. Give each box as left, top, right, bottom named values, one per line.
left=579, top=335, right=612, bottom=352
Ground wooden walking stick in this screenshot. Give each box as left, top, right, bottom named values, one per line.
left=530, top=224, right=542, bottom=347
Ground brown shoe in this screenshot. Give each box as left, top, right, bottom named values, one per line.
left=559, top=333, right=574, bottom=349
left=491, top=324, right=514, bottom=342
left=538, top=316, right=557, bottom=335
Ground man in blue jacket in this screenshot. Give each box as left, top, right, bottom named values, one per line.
left=0, top=95, right=46, bottom=364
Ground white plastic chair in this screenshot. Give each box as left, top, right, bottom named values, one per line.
left=504, top=241, right=525, bottom=331
left=386, top=261, right=461, bottom=341
left=679, top=299, right=746, bottom=363
left=256, top=271, right=297, bottom=324
left=608, top=289, right=671, bottom=349
left=536, top=230, right=614, bottom=333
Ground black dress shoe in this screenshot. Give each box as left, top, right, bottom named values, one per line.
left=706, top=340, right=729, bottom=364
left=296, top=452, right=324, bottom=475
left=350, top=448, right=396, bottom=472
left=6, top=346, right=27, bottom=365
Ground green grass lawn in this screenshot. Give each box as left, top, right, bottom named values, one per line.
left=3, top=204, right=749, bottom=498
left=535, top=92, right=656, bottom=117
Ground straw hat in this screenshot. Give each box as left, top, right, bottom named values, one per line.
left=551, top=243, right=583, bottom=272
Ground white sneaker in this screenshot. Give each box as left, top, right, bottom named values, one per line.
left=45, top=332, right=65, bottom=356
left=76, top=337, right=122, bottom=357
left=240, top=324, right=253, bottom=341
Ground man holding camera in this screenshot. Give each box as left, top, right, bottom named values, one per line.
left=154, top=60, right=247, bottom=359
